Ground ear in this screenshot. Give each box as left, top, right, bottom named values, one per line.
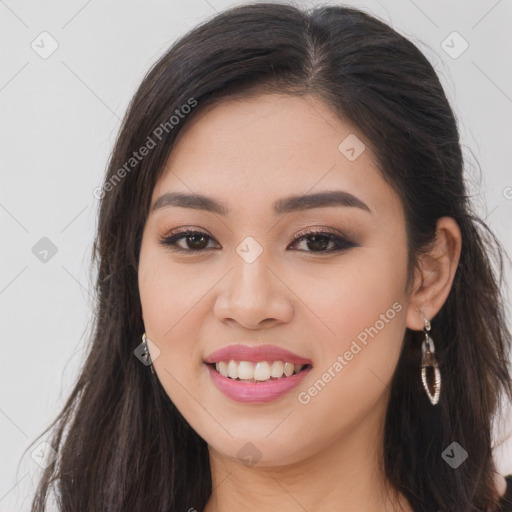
left=405, top=216, right=462, bottom=330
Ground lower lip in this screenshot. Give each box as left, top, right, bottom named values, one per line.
left=205, top=363, right=312, bottom=404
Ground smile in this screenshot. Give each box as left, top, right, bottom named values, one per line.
left=205, top=361, right=312, bottom=403
left=212, top=360, right=308, bottom=381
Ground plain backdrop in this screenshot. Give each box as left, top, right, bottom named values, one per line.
left=1, top=0, right=511, bottom=510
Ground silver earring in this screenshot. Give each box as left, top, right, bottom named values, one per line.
left=141, top=333, right=156, bottom=375
left=420, top=314, right=441, bottom=405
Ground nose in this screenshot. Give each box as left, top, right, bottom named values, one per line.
left=213, top=253, right=295, bottom=330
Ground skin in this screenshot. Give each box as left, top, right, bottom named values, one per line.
left=138, top=93, right=467, bottom=511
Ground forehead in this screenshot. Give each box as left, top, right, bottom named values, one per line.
left=151, top=93, right=399, bottom=218
left=169, top=93, right=356, bottom=163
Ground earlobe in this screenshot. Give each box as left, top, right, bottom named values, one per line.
left=405, top=216, right=462, bottom=331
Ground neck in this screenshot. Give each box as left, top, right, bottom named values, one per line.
left=203, top=394, right=413, bottom=512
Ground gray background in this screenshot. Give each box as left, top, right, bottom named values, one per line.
left=1, top=0, right=511, bottom=509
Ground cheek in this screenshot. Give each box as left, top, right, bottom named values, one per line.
left=138, top=245, right=213, bottom=375
left=308, top=239, right=408, bottom=382
left=296, top=271, right=407, bottom=437
left=139, top=242, right=197, bottom=329
left=138, top=254, right=210, bottom=412
left=320, top=248, right=405, bottom=329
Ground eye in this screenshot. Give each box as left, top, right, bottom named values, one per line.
left=158, top=228, right=218, bottom=252
left=158, top=227, right=356, bottom=254
left=288, top=227, right=356, bottom=253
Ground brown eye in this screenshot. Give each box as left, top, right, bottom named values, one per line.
left=159, top=230, right=218, bottom=252
left=288, top=229, right=355, bottom=253
left=159, top=227, right=357, bottom=255
left=182, top=233, right=210, bottom=250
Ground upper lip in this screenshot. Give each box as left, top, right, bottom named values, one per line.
left=204, top=343, right=313, bottom=365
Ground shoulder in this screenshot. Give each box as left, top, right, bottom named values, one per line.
left=496, top=473, right=508, bottom=499
left=495, top=473, right=512, bottom=511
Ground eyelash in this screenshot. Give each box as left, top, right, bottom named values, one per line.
left=158, top=227, right=356, bottom=255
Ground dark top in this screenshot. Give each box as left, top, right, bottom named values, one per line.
left=496, top=474, right=512, bottom=511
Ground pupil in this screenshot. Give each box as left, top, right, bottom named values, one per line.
left=188, top=234, right=207, bottom=249
left=308, top=235, right=329, bottom=251
left=186, top=234, right=330, bottom=251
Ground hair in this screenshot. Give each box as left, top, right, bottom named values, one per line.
left=25, top=2, right=512, bottom=511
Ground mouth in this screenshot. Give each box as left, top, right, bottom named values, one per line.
left=204, top=360, right=313, bottom=403
left=205, top=361, right=313, bottom=383
left=203, top=343, right=313, bottom=403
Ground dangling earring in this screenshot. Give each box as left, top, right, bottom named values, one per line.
left=141, top=333, right=156, bottom=375
left=420, top=313, right=441, bottom=405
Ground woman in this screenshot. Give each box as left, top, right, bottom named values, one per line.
left=27, top=3, right=512, bottom=511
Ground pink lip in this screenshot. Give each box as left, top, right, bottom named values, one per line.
left=204, top=343, right=313, bottom=365
left=205, top=363, right=312, bottom=404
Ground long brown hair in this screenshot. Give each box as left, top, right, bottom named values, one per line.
left=26, top=3, right=512, bottom=511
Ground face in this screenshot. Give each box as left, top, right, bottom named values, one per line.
left=138, top=93, right=411, bottom=466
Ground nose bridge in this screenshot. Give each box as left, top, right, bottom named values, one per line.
left=230, top=235, right=273, bottom=301
left=214, top=235, right=294, bottom=327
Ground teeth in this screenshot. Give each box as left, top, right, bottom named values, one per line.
left=283, top=362, right=295, bottom=377
left=238, top=361, right=254, bottom=380
left=227, top=360, right=238, bottom=379
left=254, top=362, right=270, bottom=381
left=270, top=361, right=284, bottom=377
left=218, top=361, right=228, bottom=377
left=214, top=360, right=305, bottom=381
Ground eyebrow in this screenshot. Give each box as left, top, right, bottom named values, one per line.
left=151, top=190, right=372, bottom=215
